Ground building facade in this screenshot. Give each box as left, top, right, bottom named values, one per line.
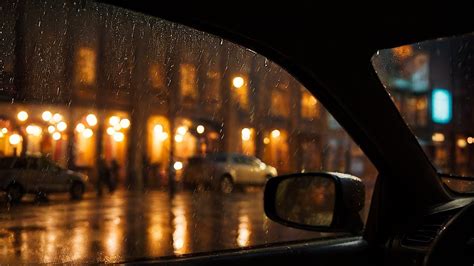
left=0, top=0, right=375, bottom=189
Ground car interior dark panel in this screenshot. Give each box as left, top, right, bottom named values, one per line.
left=125, top=236, right=369, bottom=266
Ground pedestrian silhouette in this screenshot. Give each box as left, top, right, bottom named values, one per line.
left=142, top=154, right=150, bottom=190
left=97, top=157, right=110, bottom=196
left=110, top=159, right=120, bottom=193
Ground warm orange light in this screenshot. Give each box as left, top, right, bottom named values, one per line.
left=241, top=128, right=251, bottom=141
left=468, top=137, right=474, bottom=144
left=120, top=118, right=130, bottom=129
left=106, top=127, right=115, bottom=135
left=263, top=137, right=270, bottom=144
left=432, top=133, right=445, bottom=142
left=9, top=134, right=22, bottom=145
left=196, top=125, right=205, bottom=134
left=83, top=128, right=93, bottom=138
left=174, top=134, right=184, bottom=143
left=75, top=123, right=85, bottom=133
left=26, top=125, right=42, bottom=136
left=154, top=124, right=163, bottom=134
left=457, top=139, right=467, bottom=148
left=86, top=114, right=97, bottom=126
left=57, top=122, right=67, bottom=132
left=271, top=129, right=281, bottom=138
left=173, top=161, right=183, bottom=171
left=47, top=126, right=55, bottom=134
left=113, top=132, right=124, bottom=142
left=53, top=132, right=61, bottom=141
left=177, top=126, right=187, bottom=136
left=109, top=116, right=120, bottom=126
left=52, top=113, right=63, bottom=123
left=233, top=76, right=244, bottom=88
left=159, top=132, right=168, bottom=141
left=17, top=111, right=28, bottom=121
left=42, top=111, right=52, bottom=121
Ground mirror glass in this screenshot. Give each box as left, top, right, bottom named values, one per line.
left=275, top=175, right=336, bottom=227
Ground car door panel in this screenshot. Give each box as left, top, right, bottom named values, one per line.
left=125, top=236, right=369, bottom=266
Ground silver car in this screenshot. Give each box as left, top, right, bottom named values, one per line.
left=0, top=156, right=88, bottom=202
left=182, top=153, right=277, bottom=193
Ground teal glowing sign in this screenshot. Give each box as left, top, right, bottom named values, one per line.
left=431, top=88, right=452, bottom=124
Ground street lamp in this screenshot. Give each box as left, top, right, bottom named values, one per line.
left=173, top=161, right=183, bottom=171
left=196, top=125, right=205, bottom=134
left=271, top=129, right=281, bottom=138
left=233, top=76, right=245, bottom=88
left=241, top=128, right=251, bottom=141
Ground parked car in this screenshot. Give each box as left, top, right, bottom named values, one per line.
left=183, top=153, right=277, bottom=193
left=0, top=156, right=88, bottom=202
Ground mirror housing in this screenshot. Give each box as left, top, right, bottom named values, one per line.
left=264, top=172, right=365, bottom=233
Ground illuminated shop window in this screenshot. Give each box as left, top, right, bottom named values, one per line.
left=263, top=129, right=289, bottom=173
left=75, top=113, right=97, bottom=167
left=301, top=90, right=319, bottom=119
left=271, top=87, right=290, bottom=117
left=148, top=116, right=170, bottom=168
left=180, top=64, right=197, bottom=101
left=149, top=63, right=165, bottom=89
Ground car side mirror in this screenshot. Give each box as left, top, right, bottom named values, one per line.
left=264, top=172, right=365, bottom=233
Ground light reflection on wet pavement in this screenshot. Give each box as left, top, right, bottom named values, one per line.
left=0, top=189, right=324, bottom=264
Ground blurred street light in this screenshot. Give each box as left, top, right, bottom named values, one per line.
left=109, top=116, right=120, bottom=126
left=173, top=161, right=183, bottom=171
left=9, top=133, right=22, bottom=145
left=271, top=129, right=280, bottom=138
left=241, top=128, right=251, bottom=141
left=52, top=113, right=63, bottom=123
left=196, top=125, right=205, bottom=134
left=83, top=128, right=93, bottom=138
left=120, top=118, right=130, bottom=129
left=53, top=132, right=61, bottom=141
left=76, top=123, right=85, bottom=133
left=233, top=76, right=244, bottom=88
left=86, top=114, right=97, bottom=126
left=57, top=122, right=67, bottom=132
left=42, top=111, right=52, bottom=121
left=17, top=111, right=28, bottom=122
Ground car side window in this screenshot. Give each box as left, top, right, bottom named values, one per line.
left=0, top=1, right=378, bottom=263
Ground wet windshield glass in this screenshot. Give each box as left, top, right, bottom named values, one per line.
left=0, top=0, right=377, bottom=263
left=372, top=32, right=474, bottom=193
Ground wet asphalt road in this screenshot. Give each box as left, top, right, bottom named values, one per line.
left=0, top=189, right=325, bottom=264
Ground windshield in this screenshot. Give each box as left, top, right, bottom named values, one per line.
left=372, top=32, right=474, bottom=193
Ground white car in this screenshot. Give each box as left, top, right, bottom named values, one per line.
left=0, top=156, right=88, bottom=202
left=183, top=153, right=277, bottom=193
